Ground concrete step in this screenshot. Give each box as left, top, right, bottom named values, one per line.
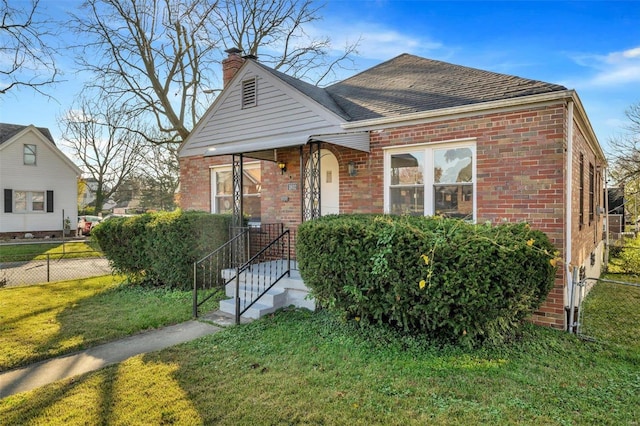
left=218, top=298, right=280, bottom=319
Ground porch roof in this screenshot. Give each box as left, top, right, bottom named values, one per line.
left=204, top=131, right=369, bottom=159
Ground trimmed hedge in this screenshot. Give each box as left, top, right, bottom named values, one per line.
left=296, top=215, right=559, bottom=345
left=92, top=210, right=232, bottom=290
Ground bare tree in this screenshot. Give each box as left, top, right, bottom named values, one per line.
left=138, top=142, right=180, bottom=210
left=608, top=102, right=640, bottom=184
left=213, top=0, right=358, bottom=84
left=69, top=0, right=223, bottom=144
left=0, top=0, right=60, bottom=96
left=607, top=102, right=640, bottom=220
left=68, top=0, right=358, bottom=144
left=60, top=96, right=145, bottom=213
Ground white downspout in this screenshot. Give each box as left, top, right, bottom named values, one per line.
left=566, top=100, right=575, bottom=331
left=604, top=169, right=610, bottom=270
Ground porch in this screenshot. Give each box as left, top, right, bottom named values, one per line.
left=192, top=223, right=313, bottom=323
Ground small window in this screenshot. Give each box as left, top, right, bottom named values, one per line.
left=12, top=190, right=47, bottom=212
left=14, top=191, right=27, bottom=212
left=579, top=153, right=584, bottom=227
left=242, top=78, right=257, bottom=108
left=32, top=191, right=45, bottom=211
left=211, top=163, right=262, bottom=223
left=589, top=163, right=595, bottom=224
left=24, top=144, right=37, bottom=165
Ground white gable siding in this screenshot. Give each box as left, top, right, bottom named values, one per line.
left=0, top=130, right=79, bottom=234
left=181, top=65, right=345, bottom=158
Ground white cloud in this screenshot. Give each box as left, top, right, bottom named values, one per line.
left=573, top=45, right=640, bottom=87
left=307, top=21, right=445, bottom=61
left=622, top=47, right=640, bottom=58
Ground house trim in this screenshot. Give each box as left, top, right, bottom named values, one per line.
left=343, top=90, right=605, bottom=161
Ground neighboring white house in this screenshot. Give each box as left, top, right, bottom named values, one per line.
left=0, top=123, right=82, bottom=238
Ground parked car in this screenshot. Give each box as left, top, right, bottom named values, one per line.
left=101, top=213, right=135, bottom=221
left=77, top=215, right=103, bottom=235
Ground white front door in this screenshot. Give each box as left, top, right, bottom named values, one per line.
left=320, top=149, right=339, bottom=215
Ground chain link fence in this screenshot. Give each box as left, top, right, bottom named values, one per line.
left=575, top=239, right=640, bottom=352
left=0, top=251, right=112, bottom=288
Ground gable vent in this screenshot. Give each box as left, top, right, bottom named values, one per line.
left=242, top=78, right=257, bottom=108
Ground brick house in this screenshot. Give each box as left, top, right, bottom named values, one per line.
left=179, top=50, right=606, bottom=329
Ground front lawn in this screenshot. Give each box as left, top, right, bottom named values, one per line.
left=1, top=308, right=638, bottom=424
left=0, top=276, right=220, bottom=371
left=0, top=241, right=102, bottom=261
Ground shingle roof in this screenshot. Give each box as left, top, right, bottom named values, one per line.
left=255, top=62, right=351, bottom=120
left=259, top=53, right=566, bottom=122
left=0, top=123, right=55, bottom=146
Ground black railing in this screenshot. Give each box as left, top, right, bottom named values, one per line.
left=192, top=224, right=292, bottom=319
left=234, top=229, right=290, bottom=324
left=192, top=227, right=250, bottom=317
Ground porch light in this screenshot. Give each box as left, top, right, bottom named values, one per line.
left=278, top=161, right=287, bottom=174
left=348, top=161, right=357, bottom=177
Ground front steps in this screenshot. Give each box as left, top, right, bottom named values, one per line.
left=218, top=262, right=315, bottom=320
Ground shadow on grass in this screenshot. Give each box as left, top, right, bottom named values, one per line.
left=1, top=276, right=210, bottom=372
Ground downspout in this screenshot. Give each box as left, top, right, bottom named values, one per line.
left=604, top=167, right=610, bottom=270
left=566, top=100, right=575, bottom=332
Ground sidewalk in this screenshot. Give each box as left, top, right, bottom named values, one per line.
left=0, top=312, right=235, bottom=399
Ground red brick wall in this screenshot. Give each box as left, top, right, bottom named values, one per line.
left=179, top=155, right=231, bottom=212
left=180, top=102, right=605, bottom=330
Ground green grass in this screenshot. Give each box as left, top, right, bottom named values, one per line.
left=579, top=274, right=640, bottom=351
left=0, top=241, right=102, bottom=261
left=1, top=267, right=638, bottom=425
left=0, top=276, right=220, bottom=371
left=1, top=308, right=639, bottom=424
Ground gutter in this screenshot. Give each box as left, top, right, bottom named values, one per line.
left=341, top=90, right=576, bottom=130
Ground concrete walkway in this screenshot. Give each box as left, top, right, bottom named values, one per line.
left=0, top=312, right=235, bottom=399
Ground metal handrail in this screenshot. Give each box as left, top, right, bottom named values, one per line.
left=192, top=227, right=250, bottom=317
left=234, top=229, right=290, bottom=324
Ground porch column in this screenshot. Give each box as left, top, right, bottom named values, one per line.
left=231, top=154, right=245, bottom=265
left=232, top=154, right=244, bottom=228
left=301, top=142, right=321, bottom=221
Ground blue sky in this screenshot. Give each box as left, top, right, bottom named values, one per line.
left=1, top=0, right=639, bottom=157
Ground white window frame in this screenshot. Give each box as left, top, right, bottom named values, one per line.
left=210, top=162, right=261, bottom=221
left=24, top=144, right=37, bottom=166
left=14, top=190, right=46, bottom=213
left=383, top=138, right=477, bottom=221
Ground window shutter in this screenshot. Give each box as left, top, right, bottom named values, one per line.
left=4, top=189, right=12, bottom=213
left=46, top=190, right=54, bottom=213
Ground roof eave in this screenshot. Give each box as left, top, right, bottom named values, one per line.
left=342, top=90, right=575, bottom=130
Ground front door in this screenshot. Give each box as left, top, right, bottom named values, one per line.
left=320, top=149, right=339, bottom=215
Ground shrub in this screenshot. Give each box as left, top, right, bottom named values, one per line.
left=92, top=210, right=232, bottom=289
left=617, top=235, right=640, bottom=274
left=297, top=215, right=558, bottom=346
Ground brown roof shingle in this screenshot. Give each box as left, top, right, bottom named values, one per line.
left=249, top=53, right=567, bottom=123
left=323, top=53, right=567, bottom=121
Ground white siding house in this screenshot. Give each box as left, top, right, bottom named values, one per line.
left=0, top=124, right=81, bottom=237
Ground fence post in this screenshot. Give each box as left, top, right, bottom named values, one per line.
left=193, top=262, right=198, bottom=318
left=46, top=254, right=50, bottom=282
left=568, top=268, right=578, bottom=333
left=235, top=267, right=241, bottom=325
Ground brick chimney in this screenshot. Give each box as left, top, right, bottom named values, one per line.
left=222, top=48, right=244, bottom=87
